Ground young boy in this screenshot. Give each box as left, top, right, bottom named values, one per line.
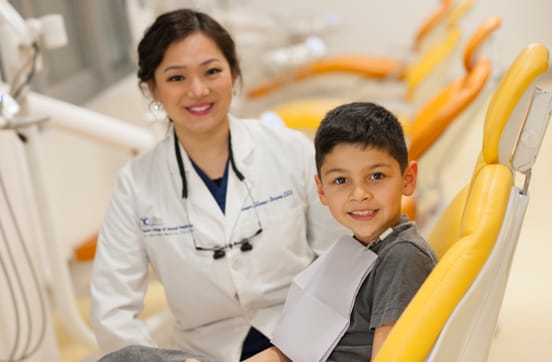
left=99, top=102, right=437, bottom=361
left=246, top=101, right=437, bottom=362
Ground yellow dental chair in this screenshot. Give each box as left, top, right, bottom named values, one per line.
left=267, top=16, right=501, bottom=220
left=375, top=42, right=551, bottom=362
left=268, top=15, right=499, bottom=138
left=246, top=0, right=472, bottom=108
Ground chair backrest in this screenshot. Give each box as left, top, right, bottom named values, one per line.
left=406, top=15, right=501, bottom=161
left=374, top=43, right=550, bottom=362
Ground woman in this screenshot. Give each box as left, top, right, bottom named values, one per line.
left=89, top=8, right=343, bottom=362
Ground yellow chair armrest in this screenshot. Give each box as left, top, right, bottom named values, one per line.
left=463, top=16, right=502, bottom=71
left=246, top=55, right=404, bottom=99
left=405, top=26, right=461, bottom=101
left=407, top=59, right=491, bottom=160
left=413, top=0, right=454, bottom=51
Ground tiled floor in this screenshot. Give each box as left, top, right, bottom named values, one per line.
left=55, top=72, right=552, bottom=361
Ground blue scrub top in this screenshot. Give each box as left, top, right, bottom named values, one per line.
left=191, top=158, right=229, bottom=213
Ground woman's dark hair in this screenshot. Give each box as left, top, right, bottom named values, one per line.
left=137, top=8, right=242, bottom=93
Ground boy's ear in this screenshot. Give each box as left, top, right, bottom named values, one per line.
left=402, top=161, right=418, bottom=196
left=314, top=174, right=329, bottom=206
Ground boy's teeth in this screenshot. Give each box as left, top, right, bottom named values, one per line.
left=351, top=210, right=374, bottom=216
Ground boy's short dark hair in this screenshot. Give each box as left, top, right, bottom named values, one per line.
left=314, top=102, right=408, bottom=175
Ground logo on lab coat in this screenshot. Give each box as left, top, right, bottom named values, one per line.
left=140, top=215, right=193, bottom=237
left=140, top=216, right=163, bottom=227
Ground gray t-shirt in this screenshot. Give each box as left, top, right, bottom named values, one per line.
left=97, top=345, right=217, bottom=362
left=327, top=218, right=437, bottom=361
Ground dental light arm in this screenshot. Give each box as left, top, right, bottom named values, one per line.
left=0, top=0, right=32, bottom=44
left=0, top=0, right=67, bottom=52
left=0, top=0, right=67, bottom=103
left=0, top=0, right=33, bottom=45
left=0, top=1, right=155, bottom=151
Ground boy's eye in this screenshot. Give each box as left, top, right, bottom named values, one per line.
left=333, top=177, right=347, bottom=185
left=370, top=172, right=385, bottom=181
left=168, top=75, right=185, bottom=82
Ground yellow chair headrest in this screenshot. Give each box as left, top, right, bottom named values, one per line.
left=482, top=43, right=549, bottom=165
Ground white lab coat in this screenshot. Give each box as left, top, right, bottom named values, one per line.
left=90, top=115, right=344, bottom=361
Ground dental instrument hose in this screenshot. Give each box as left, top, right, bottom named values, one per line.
left=0, top=142, right=48, bottom=361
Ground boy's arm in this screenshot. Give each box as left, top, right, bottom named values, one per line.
left=370, top=242, right=435, bottom=360
left=244, top=346, right=291, bottom=362
left=371, top=322, right=396, bottom=361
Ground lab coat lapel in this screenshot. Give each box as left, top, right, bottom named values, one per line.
left=224, top=116, right=255, bottom=241
left=166, top=133, right=225, bottom=243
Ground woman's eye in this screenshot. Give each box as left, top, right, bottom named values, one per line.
left=333, top=177, right=347, bottom=185
left=206, top=68, right=222, bottom=76
left=370, top=172, right=385, bottom=181
left=168, top=75, right=185, bottom=82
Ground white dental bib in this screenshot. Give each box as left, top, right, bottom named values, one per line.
left=271, top=231, right=389, bottom=362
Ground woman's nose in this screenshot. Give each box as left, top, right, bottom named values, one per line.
left=188, top=77, right=209, bottom=98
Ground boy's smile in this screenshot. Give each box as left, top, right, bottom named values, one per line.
left=315, top=144, right=417, bottom=246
